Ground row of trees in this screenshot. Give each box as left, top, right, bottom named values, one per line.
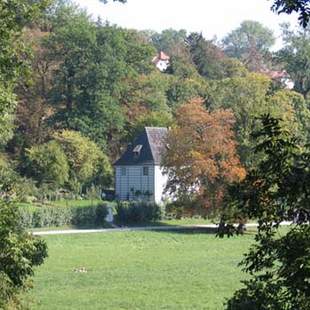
left=2, top=0, right=310, bottom=200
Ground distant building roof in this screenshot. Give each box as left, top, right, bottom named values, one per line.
left=260, top=69, right=289, bottom=79
left=114, top=127, right=168, bottom=166
left=152, top=51, right=170, bottom=64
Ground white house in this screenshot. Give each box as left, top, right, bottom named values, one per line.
left=114, top=127, right=168, bottom=204
left=152, top=51, right=170, bottom=72
left=261, top=69, right=295, bottom=90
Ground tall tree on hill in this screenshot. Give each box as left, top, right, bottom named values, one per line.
left=187, top=32, right=247, bottom=80
left=277, top=24, right=310, bottom=97
left=187, top=33, right=227, bottom=80
left=150, top=29, right=190, bottom=59
left=222, top=20, right=275, bottom=72
left=0, top=0, right=50, bottom=145
left=44, top=3, right=156, bottom=151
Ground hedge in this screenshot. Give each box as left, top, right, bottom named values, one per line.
left=18, top=202, right=108, bottom=228
left=114, top=201, right=164, bottom=224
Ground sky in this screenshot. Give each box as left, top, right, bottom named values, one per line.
left=74, top=0, right=299, bottom=49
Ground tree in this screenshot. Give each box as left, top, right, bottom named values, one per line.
left=150, top=28, right=190, bottom=59
left=0, top=0, right=50, bottom=145
left=187, top=33, right=228, bottom=80
left=167, top=74, right=210, bottom=108
left=0, top=2, right=50, bottom=306
left=209, top=73, right=310, bottom=168
left=0, top=200, right=48, bottom=309
left=277, top=24, right=310, bottom=97
left=53, top=130, right=112, bottom=192
left=45, top=3, right=156, bottom=150
left=222, top=115, right=310, bottom=310
left=163, top=98, right=246, bottom=214
left=129, top=111, right=173, bottom=139
left=26, top=140, right=69, bottom=188
left=223, top=20, right=275, bottom=71
left=187, top=32, right=247, bottom=80
left=209, top=73, right=271, bottom=167
left=272, top=0, right=310, bottom=28
left=267, top=89, right=310, bottom=142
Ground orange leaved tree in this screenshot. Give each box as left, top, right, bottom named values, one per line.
left=162, top=98, right=246, bottom=215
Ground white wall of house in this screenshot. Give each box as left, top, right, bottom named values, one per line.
left=154, top=165, right=168, bottom=204
left=115, top=165, right=155, bottom=201
left=156, top=60, right=169, bottom=72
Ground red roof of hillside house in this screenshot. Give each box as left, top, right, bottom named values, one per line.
left=260, top=69, right=294, bottom=90
left=260, top=69, right=289, bottom=79
left=152, top=51, right=170, bottom=64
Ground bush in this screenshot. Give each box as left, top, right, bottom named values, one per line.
left=0, top=200, right=47, bottom=309
left=18, top=202, right=108, bottom=228
left=115, top=201, right=164, bottom=224
left=71, top=204, right=108, bottom=226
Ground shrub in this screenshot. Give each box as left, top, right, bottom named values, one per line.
left=71, top=204, right=108, bottom=226
left=115, top=201, right=164, bottom=224
left=18, top=202, right=108, bottom=228
left=0, top=200, right=47, bottom=309
left=26, top=141, right=69, bottom=188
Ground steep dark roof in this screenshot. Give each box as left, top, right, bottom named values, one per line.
left=114, top=127, right=167, bottom=166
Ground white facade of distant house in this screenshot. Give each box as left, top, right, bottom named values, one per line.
left=155, top=59, right=169, bottom=71
left=152, top=51, right=170, bottom=72
left=281, top=77, right=294, bottom=90
left=115, top=165, right=168, bottom=204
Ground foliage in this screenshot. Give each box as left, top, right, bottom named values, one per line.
left=163, top=98, right=246, bottom=212
left=130, top=111, right=173, bottom=139
left=0, top=0, right=50, bottom=145
left=267, top=89, right=310, bottom=141
left=166, top=55, right=199, bottom=78
left=277, top=24, right=310, bottom=97
left=45, top=4, right=156, bottom=150
left=222, top=115, right=310, bottom=310
left=19, top=201, right=108, bottom=228
left=150, top=28, right=189, bottom=59
left=223, top=21, right=275, bottom=71
left=115, top=201, right=164, bottom=224
left=272, top=0, right=310, bottom=27
left=167, top=74, right=210, bottom=108
left=53, top=130, right=112, bottom=191
left=209, top=73, right=310, bottom=168
left=0, top=200, right=48, bottom=309
left=187, top=33, right=228, bottom=80
left=26, top=140, right=69, bottom=188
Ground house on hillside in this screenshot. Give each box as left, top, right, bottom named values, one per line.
left=152, top=51, right=170, bottom=71
left=261, top=69, right=294, bottom=90
left=114, top=127, right=168, bottom=204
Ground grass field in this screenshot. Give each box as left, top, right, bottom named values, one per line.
left=28, top=229, right=258, bottom=310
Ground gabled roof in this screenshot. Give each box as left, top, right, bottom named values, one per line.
left=152, top=51, right=170, bottom=64
left=114, top=127, right=168, bottom=166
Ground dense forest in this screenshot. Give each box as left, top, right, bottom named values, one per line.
left=1, top=0, right=310, bottom=202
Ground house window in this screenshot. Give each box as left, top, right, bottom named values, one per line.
left=143, top=166, right=149, bottom=176
left=121, top=167, right=126, bottom=176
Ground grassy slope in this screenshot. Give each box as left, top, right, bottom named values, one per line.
left=29, top=230, right=256, bottom=310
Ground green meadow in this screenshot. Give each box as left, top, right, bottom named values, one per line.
left=28, top=229, right=257, bottom=310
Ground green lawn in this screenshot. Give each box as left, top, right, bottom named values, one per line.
left=50, top=199, right=105, bottom=208
left=28, top=229, right=256, bottom=310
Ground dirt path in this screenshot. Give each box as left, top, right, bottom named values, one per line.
left=32, top=221, right=292, bottom=236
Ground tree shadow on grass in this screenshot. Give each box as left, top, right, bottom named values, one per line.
left=134, top=222, right=258, bottom=236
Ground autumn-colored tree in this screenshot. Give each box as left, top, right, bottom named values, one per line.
left=163, top=98, right=246, bottom=214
